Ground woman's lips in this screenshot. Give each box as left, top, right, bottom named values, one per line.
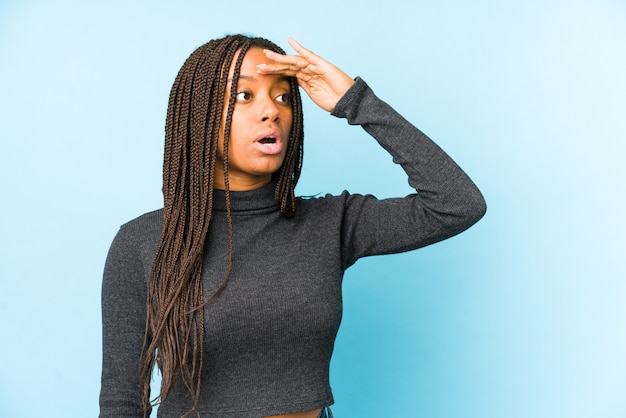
left=254, top=130, right=284, bottom=155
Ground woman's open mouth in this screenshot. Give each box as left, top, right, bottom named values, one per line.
left=255, top=134, right=283, bottom=155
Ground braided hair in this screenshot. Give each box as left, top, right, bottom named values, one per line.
left=139, top=34, right=304, bottom=416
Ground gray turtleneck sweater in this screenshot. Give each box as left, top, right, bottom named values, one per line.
left=99, top=78, right=486, bottom=417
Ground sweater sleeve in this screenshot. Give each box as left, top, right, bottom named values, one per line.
left=330, top=77, right=487, bottom=268
left=99, top=222, right=151, bottom=417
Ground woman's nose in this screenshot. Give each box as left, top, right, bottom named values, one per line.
left=259, top=96, right=280, bottom=122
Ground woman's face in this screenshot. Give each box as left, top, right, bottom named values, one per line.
left=215, top=47, right=293, bottom=191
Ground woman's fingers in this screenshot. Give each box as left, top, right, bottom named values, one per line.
left=261, top=50, right=301, bottom=68
left=286, top=37, right=323, bottom=65
left=257, top=38, right=323, bottom=76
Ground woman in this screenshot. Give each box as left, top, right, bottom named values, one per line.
left=99, top=34, right=486, bottom=418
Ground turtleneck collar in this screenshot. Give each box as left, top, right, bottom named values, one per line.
left=211, top=179, right=278, bottom=213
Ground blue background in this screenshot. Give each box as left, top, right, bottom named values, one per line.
left=1, top=0, right=625, bottom=417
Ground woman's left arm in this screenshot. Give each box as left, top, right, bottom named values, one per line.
left=330, top=77, right=486, bottom=265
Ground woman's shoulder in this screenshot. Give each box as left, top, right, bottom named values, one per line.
left=121, top=208, right=163, bottom=228
left=297, top=190, right=351, bottom=207
left=298, top=189, right=379, bottom=206
left=297, top=190, right=377, bottom=217
left=113, top=208, right=163, bottom=246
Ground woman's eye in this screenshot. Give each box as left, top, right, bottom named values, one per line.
left=276, top=93, right=291, bottom=104
left=235, top=91, right=251, bottom=101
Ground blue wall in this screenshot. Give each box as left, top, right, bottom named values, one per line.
left=1, top=0, right=625, bottom=417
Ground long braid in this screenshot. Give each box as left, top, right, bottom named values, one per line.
left=217, top=42, right=249, bottom=312
left=276, top=73, right=304, bottom=216
left=139, top=34, right=305, bottom=417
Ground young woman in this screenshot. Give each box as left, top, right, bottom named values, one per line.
left=99, top=34, right=486, bottom=418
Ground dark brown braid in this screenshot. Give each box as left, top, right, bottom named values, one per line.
left=139, top=34, right=304, bottom=417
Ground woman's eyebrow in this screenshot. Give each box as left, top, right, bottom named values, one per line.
left=236, top=74, right=257, bottom=82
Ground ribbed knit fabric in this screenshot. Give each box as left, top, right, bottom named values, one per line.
left=99, top=78, right=486, bottom=417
